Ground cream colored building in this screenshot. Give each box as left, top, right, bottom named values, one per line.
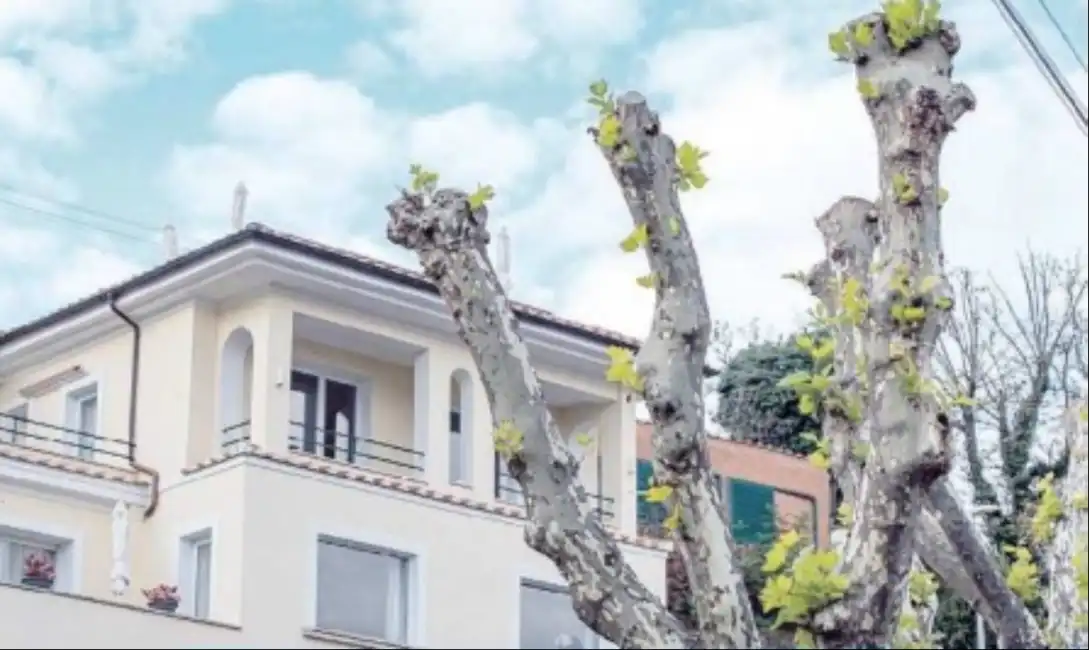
left=0, top=224, right=668, bottom=649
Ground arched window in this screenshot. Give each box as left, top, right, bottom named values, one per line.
left=449, top=370, right=473, bottom=484
left=219, top=327, right=254, bottom=455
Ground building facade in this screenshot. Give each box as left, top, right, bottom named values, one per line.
left=0, top=224, right=667, bottom=649
left=635, top=423, right=832, bottom=548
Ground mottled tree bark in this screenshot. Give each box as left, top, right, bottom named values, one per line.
left=805, top=12, right=973, bottom=649
left=382, top=6, right=1071, bottom=649
left=592, top=91, right=764, bottom=649
left=1046, top=397, right=1088, bottom=649
left=386, top=191, right=689, bottom=648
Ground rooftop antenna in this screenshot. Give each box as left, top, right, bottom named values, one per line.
left=162, top=224, right=179, bottom=259
left=231, top=181, right=248, bottom=231
left=496, top=226, right=512, bottom=293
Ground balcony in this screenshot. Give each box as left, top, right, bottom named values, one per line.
left=494, top=458, right=616, bottom=524
left=221, top=419, right=425, bottom=478
left=0, top=412, right=133, bottom=467
left=208, top=305, right=635, bottom=531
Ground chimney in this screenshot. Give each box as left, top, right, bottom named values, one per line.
left=231, top=182, right=248, bottom=231
left=496, top=226, right=512, bottom=293
left=162, top=224, right=179, bottom=259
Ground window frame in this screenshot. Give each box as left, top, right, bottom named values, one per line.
left=64, top=380, right=100, bottom=460
left=313, top=535, right=413, bottom=644
left=0, top=524, right=76, bottom=592
left=289, top=365, right=372, bottom=463
left=518, top=579, right=601, bottom=649
left=179, top=528, right=214, bottom=619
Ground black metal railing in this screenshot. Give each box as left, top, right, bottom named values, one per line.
left=217, top=420, right=425, bottom=477
left=0, top=413, right=132, bottom=462
left=493, top=458, right=615, bottom=521
left=288, top=421, right=424, bottom=476
left=220, top=420, right=252, bottom=455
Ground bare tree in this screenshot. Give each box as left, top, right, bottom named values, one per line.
left=384, top=4, right=1081, bottom=648
left=936, top=254, right=1087, bottom=538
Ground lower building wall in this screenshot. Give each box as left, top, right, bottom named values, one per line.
left=1, top=457, right=668, bottom=649
left=236, top=459, right=668, bottom=648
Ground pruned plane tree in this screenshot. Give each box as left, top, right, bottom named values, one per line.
left=383, top=1, right=1089, bottom=648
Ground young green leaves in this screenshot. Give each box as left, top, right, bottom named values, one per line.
left=493, top=420, right=524, bottom=458
left=882, top=0, right=943, bottom=51
left=587, top=79, right=622, bottom=149
left=467, top=184, right=495, bottom=210
left=676, top=141, right=709, bottom=191
left=408, top=163, right=440, bottom=195
left=605, top=346, right=644, bottom=392
left=619, top=223, right=649, bottom=253
left=892, top=172, right=919, bottom=204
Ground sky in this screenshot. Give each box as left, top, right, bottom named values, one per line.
left=1, top=0, right=1087, bottom=343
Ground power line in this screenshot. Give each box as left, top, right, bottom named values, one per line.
left=0, top=195, right=156, bottom=244
left=990, top=0, right=1089, bottom=137
left=0, top=182, right=159, bottom=233
left=1034, top=0, right=1088, bottom=73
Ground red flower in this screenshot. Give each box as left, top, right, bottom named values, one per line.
left=23, top=552, right=56, bottom=581
left=142, top=583, right=180, bottom=604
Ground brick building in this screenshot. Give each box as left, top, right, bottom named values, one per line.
left=634, top=422, right=831, bottom=547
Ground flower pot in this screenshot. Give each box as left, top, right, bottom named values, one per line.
left=148, top=600, right=179, bottom=613
left=21, top=576, right=55, bottom=590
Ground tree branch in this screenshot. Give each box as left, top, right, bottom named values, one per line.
left=804, top=13, right=977, bottom=647
left=385, top=188, right=689, bottom=648
left=593, top=91, right=763, bottom=649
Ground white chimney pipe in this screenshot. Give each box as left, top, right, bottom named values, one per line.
left=162, top=224, right=179, bottom=259
left=231, top=182, right=248, bottom=231
left=497, top=226, right=512, bottom=293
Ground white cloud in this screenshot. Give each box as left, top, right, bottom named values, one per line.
left=389, top=0, right=537, bottom=76
left=32, top=245, right=142, bottom=307
left=162, top=72, right=562, bottom=249
left=406, top=103, right=550, bottom=192
left=509, top=15, right=1089, bottom=339
left=0, top=0, right=231, bottom=144
left=344, top=40, right=396, bottom=82
left=385, top=0, right=644, bottom=76
left=163, top=72, right=397, bottom=236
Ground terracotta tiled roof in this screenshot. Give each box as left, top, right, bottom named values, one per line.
left=636, top=421, right=808, bottom=459
left=0, top=444, right=149, bottom=486
left=0, top=223, right=641, bottom=351
left=183, top=445, right=671, bottom=552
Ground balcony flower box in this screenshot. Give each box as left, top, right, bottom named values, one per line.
left=21, top=552, right=56, bottom=590
left=143, top=583, right=180, bottom=613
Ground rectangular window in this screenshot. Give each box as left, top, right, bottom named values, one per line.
left=290, top=370, right=362, bottom=464
left=519, top=580, right=599, bottom=649
left=65, top=384, right=98, bottom=460
left=180, top=531, right=213, bottom=619
left=315, top=537, right=410, bottom=644
left=728, top=478, right=776, bottom=545
left=449, top=410, right=466, bottom=484
left=635, top=459, right=667, bottom=532
left=0, top=536, right=60, bottom=589
left=3, top=403, right=29, bottom=445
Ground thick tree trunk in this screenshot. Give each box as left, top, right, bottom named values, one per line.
left=593, top=91, right=764, bottom=649
left=1046, top=398, right=1088, bottom=649
left=386, top=191, right=689, bottom=648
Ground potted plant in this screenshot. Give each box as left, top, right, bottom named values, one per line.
left=143, top=583, right=180, bottom=613
left=21, top=552, right=56, bottom=589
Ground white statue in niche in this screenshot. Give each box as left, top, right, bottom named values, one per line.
left=110, top=500, right=130, bottom=596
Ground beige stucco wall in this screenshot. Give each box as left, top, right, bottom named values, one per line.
left=1, top=288, right=653, bottom=648
left=0, top=458, right=666, bottom=648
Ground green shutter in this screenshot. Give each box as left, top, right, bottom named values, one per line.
left=729, top=478, right=776, bottom=544
left=636, top=459, right=654, bottom=523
